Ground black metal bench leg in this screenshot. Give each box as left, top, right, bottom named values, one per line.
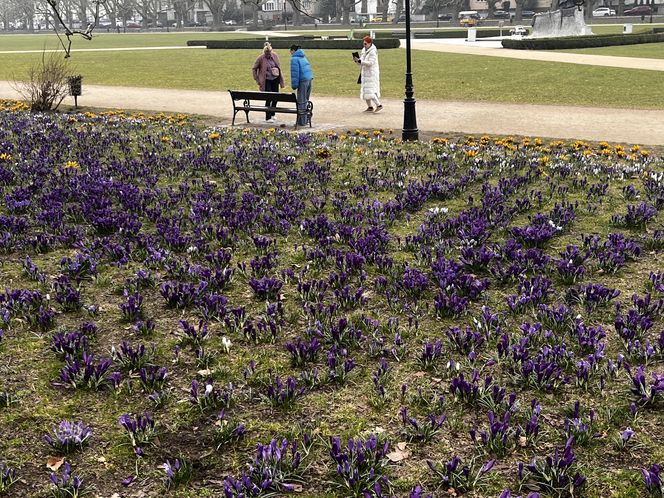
left=244, top=110, right=250, bottom=123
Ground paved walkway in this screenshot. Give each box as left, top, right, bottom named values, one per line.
left=410, top=38, right=664, bottom=71
left=2, top=80, right=663, bottom=144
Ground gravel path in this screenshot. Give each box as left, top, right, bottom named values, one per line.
left=2, top=80, right=662, bottom=145
left=2, top=36, right=663, bottom=144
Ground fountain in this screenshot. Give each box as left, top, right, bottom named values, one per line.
left=531, top=1, right=591, bottom=38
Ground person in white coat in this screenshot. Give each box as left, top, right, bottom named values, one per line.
left=354, top=36, right=383, bottom=113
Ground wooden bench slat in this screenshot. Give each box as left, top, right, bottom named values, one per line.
left=229, top=91, right=298, bottom=103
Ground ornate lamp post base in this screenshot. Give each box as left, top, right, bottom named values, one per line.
left=402, top=0, right=418, bottom=141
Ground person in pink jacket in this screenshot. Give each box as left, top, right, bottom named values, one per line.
left=252, top=42, right=285, bottom=123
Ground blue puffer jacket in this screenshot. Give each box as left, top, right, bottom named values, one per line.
left=290, top=49, right=314, bottom=89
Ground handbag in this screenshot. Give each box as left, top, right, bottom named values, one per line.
left=270, top=66, right=280, bottom=77
left=357, top=73, right=361, bottom=84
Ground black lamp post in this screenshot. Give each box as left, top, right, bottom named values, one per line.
left=402, top=0, right=418, bottom=141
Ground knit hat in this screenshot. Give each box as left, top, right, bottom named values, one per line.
left=363, top=35, right=372, bottom=44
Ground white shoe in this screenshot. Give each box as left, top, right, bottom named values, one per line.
left=267, top=117, right=277, bottom=123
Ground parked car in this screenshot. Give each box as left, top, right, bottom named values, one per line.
left=510, top=25, right=528, bottom=35
left=493, top=10, right=511, bottom=19
left=592, top=6, right=616, bottom=16
left=460, top=16, right=479, bottom=26
left=623, top=4, right=652, bottom=15
left=521, top=10, right=535, bottom=18
left=458, top=10, right=480, bottom=26
left=437, top=13, right=453, bottom=20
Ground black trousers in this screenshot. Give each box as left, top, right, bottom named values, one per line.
left=265, top=78, right=279, bottom=119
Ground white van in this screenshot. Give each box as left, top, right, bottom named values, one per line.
left=458, top=10, right=479, bottom=19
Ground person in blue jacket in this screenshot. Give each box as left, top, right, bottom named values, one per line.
left=289, top=45, right=314, bottom=126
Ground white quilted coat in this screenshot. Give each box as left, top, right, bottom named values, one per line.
left=360, top=44, right=380, bottom=101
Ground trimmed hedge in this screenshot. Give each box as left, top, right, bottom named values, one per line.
left=501, top=30, right=664, bottom=49
left=187, top=34, right=315, bottom=47
left=201, top=38, right=402, bottom=49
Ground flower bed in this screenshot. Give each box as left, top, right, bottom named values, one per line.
left=0, top=105, right=663, bottom=496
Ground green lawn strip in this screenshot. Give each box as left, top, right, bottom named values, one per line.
left=2, top=48, right=664, bottom=108
left=589, top=23, right=664, bottom=35
left=556, top=41, right=664, bottom=59
left=0, top=32, right=261, bottom=51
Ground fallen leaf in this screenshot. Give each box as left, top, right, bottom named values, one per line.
left=197, top=369, right=213, bottom=376
left=46, top=456, right=65, bottom=471
left=396, top=442, right=407, bottom=451
left=292, top=484, right=303, bottom=492
left=372, top=426, right=385, bottom=434
left=386, top=446, right=410, bottom=462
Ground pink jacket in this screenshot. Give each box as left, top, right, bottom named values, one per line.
left=252, top=52, right=285, bottom=91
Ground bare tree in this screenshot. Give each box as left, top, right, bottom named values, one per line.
left=203, top=0, right=227, bottom=26
left=11, top=0, right=36, bottom=30
left=0, top=0, right=18, bottom=29
left=135, top=0, right=159, bottom=26
left=173, top=0, right=195, bottom=26
left=337, top=0, right=362, bottom=24
left=287, top=0, right=301, bottom=25
left=71, top=0, right=90, bottom=24
left=241, top=0, right=263, bottom=26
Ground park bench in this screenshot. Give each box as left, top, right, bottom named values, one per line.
left=228, top=90, right=313, bottom=128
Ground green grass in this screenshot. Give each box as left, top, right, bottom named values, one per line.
left=588, top=22, right=664, bottom=35
left=0, top=31, right=259, bottom=51
left=2, top=28, right=664, bottom=109
left=558, top=40, right=664, bottom=59
left=2, top=47, right=664, bottom=108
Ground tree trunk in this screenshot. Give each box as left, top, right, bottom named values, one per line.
left=340, top=0, right=351, bottom=25
left=394, top=0, right=403, bottom=23
left=487, top=0, right=495, bottom=19
left=289, top=0, right=302, bottom=25
left=380, top=0, right=389, bottom=22
left=514, top=0, right=523, bottom=20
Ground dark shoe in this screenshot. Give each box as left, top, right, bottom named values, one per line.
left=374, top=105, right=383, bottom=113
left=364, top=107, right=374, bottom=112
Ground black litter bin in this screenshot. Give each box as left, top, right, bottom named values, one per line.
left=68, top=75, right=82, bottom=108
